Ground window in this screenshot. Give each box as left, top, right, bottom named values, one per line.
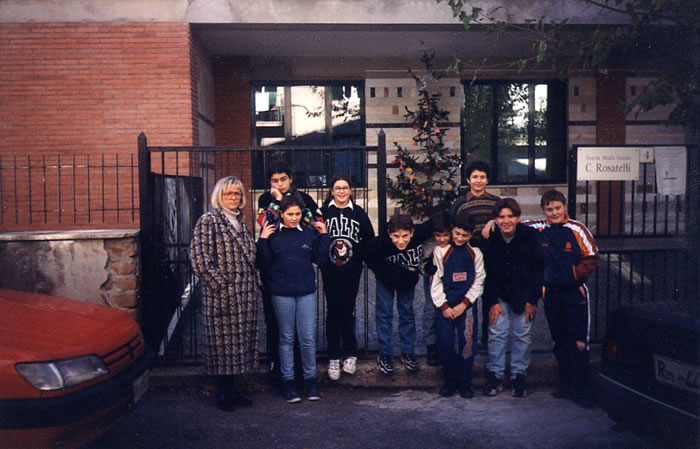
left=461, top=81, right=566, bottom=184
left=252, top=83, right=365, bottom=188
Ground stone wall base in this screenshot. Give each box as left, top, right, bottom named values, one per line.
left=0, top=230, right=141, bottom=320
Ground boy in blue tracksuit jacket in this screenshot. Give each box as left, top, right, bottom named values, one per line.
left=522, top=190, right=599, bottom=406
left=366, top=214, right=432, bottom=375
left=430, top=212, right=485, bottom=398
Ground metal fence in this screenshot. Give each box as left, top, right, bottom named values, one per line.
left=0, top=152, right=139, bottom=231
left=568, top=144, right=699, bottom=341
left=138, top=133, right=387, bottom=364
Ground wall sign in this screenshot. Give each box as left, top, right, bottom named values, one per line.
left=577, top=147, right=640, bottom=181
left=654, top=146, right=686, bottom=195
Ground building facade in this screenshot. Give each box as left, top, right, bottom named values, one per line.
left=1, top=1, right=695, bottom=340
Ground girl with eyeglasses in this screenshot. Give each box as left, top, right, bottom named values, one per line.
left=320, top=175, right=375, bottom=381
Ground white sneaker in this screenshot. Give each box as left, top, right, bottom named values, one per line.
left=328, top=359, right=341, bottom=380
left=342, top=356, right=357, bottom=375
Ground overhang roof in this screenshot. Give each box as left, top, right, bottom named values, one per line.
left=194, top=23, right=549, bottom=60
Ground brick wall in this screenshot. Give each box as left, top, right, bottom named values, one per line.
left=596, top=72, right=626, bottom=145
left=0, top=23, right=197, bottom=231
left=211, top=56, right=254, bottom=229
left=596, top=71, right=626, bottom=233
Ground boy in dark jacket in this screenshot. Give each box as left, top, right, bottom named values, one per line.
left=481, top=198, right=543, bottom=398
left=523, top=190, right=599, bottom=407
left=366, top=214, right=432, bottom=375
left=256, top=162, right=323, bottom=230
left=430, top=212, right=485, bottom=398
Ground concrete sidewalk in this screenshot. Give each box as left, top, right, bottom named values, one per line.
left=150, top=347, right=600, bottom=391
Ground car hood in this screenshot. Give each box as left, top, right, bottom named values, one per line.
left=0, top=289, right=140, bottom=363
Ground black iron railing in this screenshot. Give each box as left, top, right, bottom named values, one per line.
left=567, top=144, right=700, bottom=339
left=138, top=133, right=388, bottom=364
left=0, top=152, right=138, bottom=230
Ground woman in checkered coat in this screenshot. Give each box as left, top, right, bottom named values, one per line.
left=190, top=176, right=261, bottom=412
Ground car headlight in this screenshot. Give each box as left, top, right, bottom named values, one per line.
left=15, top=355, right=109, bottom=390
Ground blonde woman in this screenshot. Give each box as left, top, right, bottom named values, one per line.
left=190, top=176, right=260, bottom=411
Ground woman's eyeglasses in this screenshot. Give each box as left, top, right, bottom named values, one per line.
left=223, top=191, right=242, bottom=198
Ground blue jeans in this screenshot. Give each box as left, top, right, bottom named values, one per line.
left=271, top=293, right=317, bottom=381
left=487, top=299, right=534, bottom=379
left=375, top=279, right=416, bottom=356
left=422, top=275, right=437, bottom=346
left=435, top=304, right=477, bottom=382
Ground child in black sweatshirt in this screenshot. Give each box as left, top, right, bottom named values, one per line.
left=321, top=175, right=375, bottom=381
left=366, top=214, right=432, bottom=375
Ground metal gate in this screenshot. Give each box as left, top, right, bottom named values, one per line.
left=138, top=133, right=387, bottom=364
left=567, top=144, right=700, bottom=342
left=139, top=136, right=697, bottom=363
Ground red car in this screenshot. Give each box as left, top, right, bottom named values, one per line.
left=0, top=289, right=153, bottom=449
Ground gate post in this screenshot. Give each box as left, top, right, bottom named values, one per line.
left=377, top=129, right=387, bottom=235
left=567, top=146, right=578, bottom=220
left=138, top=132, right=151, bottom=238
left=137, top=133, right=157, bottom=346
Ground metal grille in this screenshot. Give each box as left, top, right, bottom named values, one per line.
left=138, top=134, right=387, bottom=364
left=568, top=144, right=699, bottom=341
left=0, top=152, right=138, bottom=231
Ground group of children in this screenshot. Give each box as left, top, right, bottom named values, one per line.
left=255, top=161, right=599, bottom=408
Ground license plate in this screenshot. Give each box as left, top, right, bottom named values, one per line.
left=653, top=354, right=700, bottom=394
left=132, top=370, right=149, bottom=404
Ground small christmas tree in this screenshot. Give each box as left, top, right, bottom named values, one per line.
left=386, top=53, right=462, bottom=218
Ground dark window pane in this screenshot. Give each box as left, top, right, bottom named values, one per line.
left=462, top=80, right=566, bottom=184
left=462, top=84, right=494, bottom=174
left=252, top=82, right=365, bottom=188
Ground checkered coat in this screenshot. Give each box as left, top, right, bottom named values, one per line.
left=190, top=208, right=261, bottom=375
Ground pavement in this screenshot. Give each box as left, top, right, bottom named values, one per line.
left=86, top=381, right=652, bottom=449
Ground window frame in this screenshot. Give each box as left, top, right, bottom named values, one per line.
left=460, top=79, right=567, bottom=186
left=250, top=80, right=366, bottom=189
left=250, top=80, right=366, bottom=147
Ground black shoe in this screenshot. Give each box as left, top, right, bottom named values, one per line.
left=231, top=390, right=253, bottom=407
left=282, top=380, right=301, bottom=403
left=377, top=354, right=395, bottom=375
left=216, top=391, right=235, bottom=412
left=400, top=353, right=420, bottom=373
left=426, top=344, right=439, bottom=367
left=511, top=374, right=528, bottom=398
left=439, top=380, right=457, bottom=397
left=482, top=371, right=503, bottom=396
left=458, top=381, right=474, bottom=399
left=304, top=378, right=321, bottom=401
